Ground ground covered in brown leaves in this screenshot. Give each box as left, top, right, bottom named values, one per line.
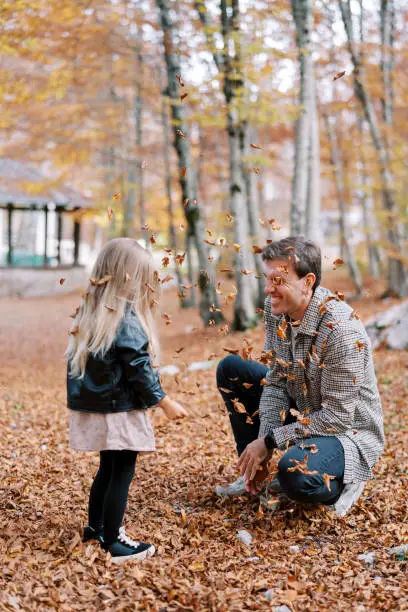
left=0, top=272, right=407, bottom=611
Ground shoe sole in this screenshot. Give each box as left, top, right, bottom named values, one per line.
left=111, top=544, right=155, bottom=564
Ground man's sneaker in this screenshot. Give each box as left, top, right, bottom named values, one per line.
left=215, top=475, right=247, bottom=497
left=82, top=526, right=104, bottom=544
left=268, top=476, right=282, bottom=494
left=332, top=481, right=366, bottom=517
left=103, top=527, right=155, bottom=564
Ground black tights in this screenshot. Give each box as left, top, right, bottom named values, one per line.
left=88, top=450, right=138, bottom=545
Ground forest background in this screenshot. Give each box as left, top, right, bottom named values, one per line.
left=1, top=0, right=407, bottom=327
left=0, top=1, right=407, bottom=610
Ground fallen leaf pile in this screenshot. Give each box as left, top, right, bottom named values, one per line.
left=0, top=272, right=407, bottom=610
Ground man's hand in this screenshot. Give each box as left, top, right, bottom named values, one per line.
left=237, top=437, right=269, bottom=487
left=245, top=462, right=269, bottom=495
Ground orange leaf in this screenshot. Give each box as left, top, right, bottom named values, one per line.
left=180, top=92, right=188, bottom=101
left=59, top=278, right=65, bottom=286
left=333, top=70, right=346, bottom=81
left=322, top=472, right=336, bottom=491
left=112, top=192, right=121, bottom=200
left=250, top=143, right=263, bottom=150
left=104, top=305, right=116, bottom=312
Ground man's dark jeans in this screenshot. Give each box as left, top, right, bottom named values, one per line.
left=217, top=354, right=345, bottom=505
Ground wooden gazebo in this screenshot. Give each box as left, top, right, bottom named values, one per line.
left=0, top=158, right=92, bottom=268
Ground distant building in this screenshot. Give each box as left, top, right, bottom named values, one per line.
left=0, top=158, right=95, bottom=268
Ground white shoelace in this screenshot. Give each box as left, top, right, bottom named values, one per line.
left=118, top=527, right=141, bottom=548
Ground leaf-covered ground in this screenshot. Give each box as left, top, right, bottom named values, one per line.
left=1, top=272, right=407, bottom=611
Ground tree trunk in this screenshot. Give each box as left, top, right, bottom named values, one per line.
left=324, top=111, right=363, bottom=296
left=338, top=0, right=407, bottom=297
left=161, top=85, right=185, bottom=301
left=357, top=116, right=381, bottom=278
left=156, top=0, right=223, bottom=325
left=242, top=124, right=265, bottom=308
left=380, top=0, right=395, bottom=131
left=221, top=0, right=257, bottom=330
left=305, top=68, right=321, bottom=242
left=290, top=0, right=314, bottom=236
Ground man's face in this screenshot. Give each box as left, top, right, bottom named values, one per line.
left=263, top=258, right=315, bottom=319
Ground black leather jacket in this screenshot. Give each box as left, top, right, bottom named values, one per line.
left=67, top=309, right=165, bottom=414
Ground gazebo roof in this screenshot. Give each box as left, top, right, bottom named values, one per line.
left=0, top=158, right=92, bottom=209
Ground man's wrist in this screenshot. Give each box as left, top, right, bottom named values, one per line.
left=264, top=433, right=276, bottom=450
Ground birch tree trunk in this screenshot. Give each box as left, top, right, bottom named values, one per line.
left=305, top=68, right=321, bottom=242
left=290, top=0, right=314, bottom=236
left=242, top=124, right=265, bottom=308
left=161, top=85, right=185, bottom=301
left=338, top=0, right=407, bottom=297
left=156, top=0, right=223, bottom=325
left=357, top=116, right=381, bottom=278
left=380, top=0, right=395, bottom=131
left=324, top=112, right=363, bottom=296
left=221, top=0, right=257, bottom=330
left=196, top=0, right=259, bottom=327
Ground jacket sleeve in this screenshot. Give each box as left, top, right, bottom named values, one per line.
left=271, top=324, right=366, bottom=448
left=258, top=296, right=291, bottom=437
left=115, top=316, right=166, bottom=408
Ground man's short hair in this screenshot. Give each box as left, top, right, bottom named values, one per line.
left=262, top=235, right=321, bottom=292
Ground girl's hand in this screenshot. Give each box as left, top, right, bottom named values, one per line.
left=158, top=396, right=188, bottom=420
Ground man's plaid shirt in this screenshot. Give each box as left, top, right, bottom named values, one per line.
left=259, top=285, right=385, bottom=483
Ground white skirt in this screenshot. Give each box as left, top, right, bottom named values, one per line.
left=69, top=409, right=156, bottom=452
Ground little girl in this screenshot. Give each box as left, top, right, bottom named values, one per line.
left=67, top=237, right=187, bottom=563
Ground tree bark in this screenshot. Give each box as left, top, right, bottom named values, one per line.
left=161, top=84, right=185, bottom=301
left=290, top=0, right=317, bottom=237
left=324, top=111, right=363, bottom=296
left=242, top=124, right=265, bottom=308
left=156, top=0, right=223, bottom=325
left=221, top=0, right=257, bottom=330
left=357, top=116, right=381, bottom=278
left=305, top=68, right=321, bottom=242
left=338, top=0, right=407, bottom=297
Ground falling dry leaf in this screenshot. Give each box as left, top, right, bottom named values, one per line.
left=112, top=192, right=121, bottom=200
left=332, top=258, right=344, bottom=270
left=232, top=398, right=247, bottom=414
left=322, top=472, right=336, bottom=491
left=180, top=92, right=188, bottom=101
left=250, top=143, right=263, bottom=150
left=333, top=70, right=346, bottom=81
left=176, top=74, right=184, bottom=87
left=59, top=278, right=65, bottom=286
left=104, top=305, right=116, bottom=313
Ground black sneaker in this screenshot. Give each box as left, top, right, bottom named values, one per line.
left=82, top=526, right=104, bottom=544
left=102, top=527, right=155, bottom=564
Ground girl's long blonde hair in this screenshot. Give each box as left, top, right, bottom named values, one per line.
left=67, top=238, right=161, bottom=379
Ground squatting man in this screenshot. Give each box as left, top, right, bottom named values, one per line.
left=215, top=236, right=385, bottom=516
